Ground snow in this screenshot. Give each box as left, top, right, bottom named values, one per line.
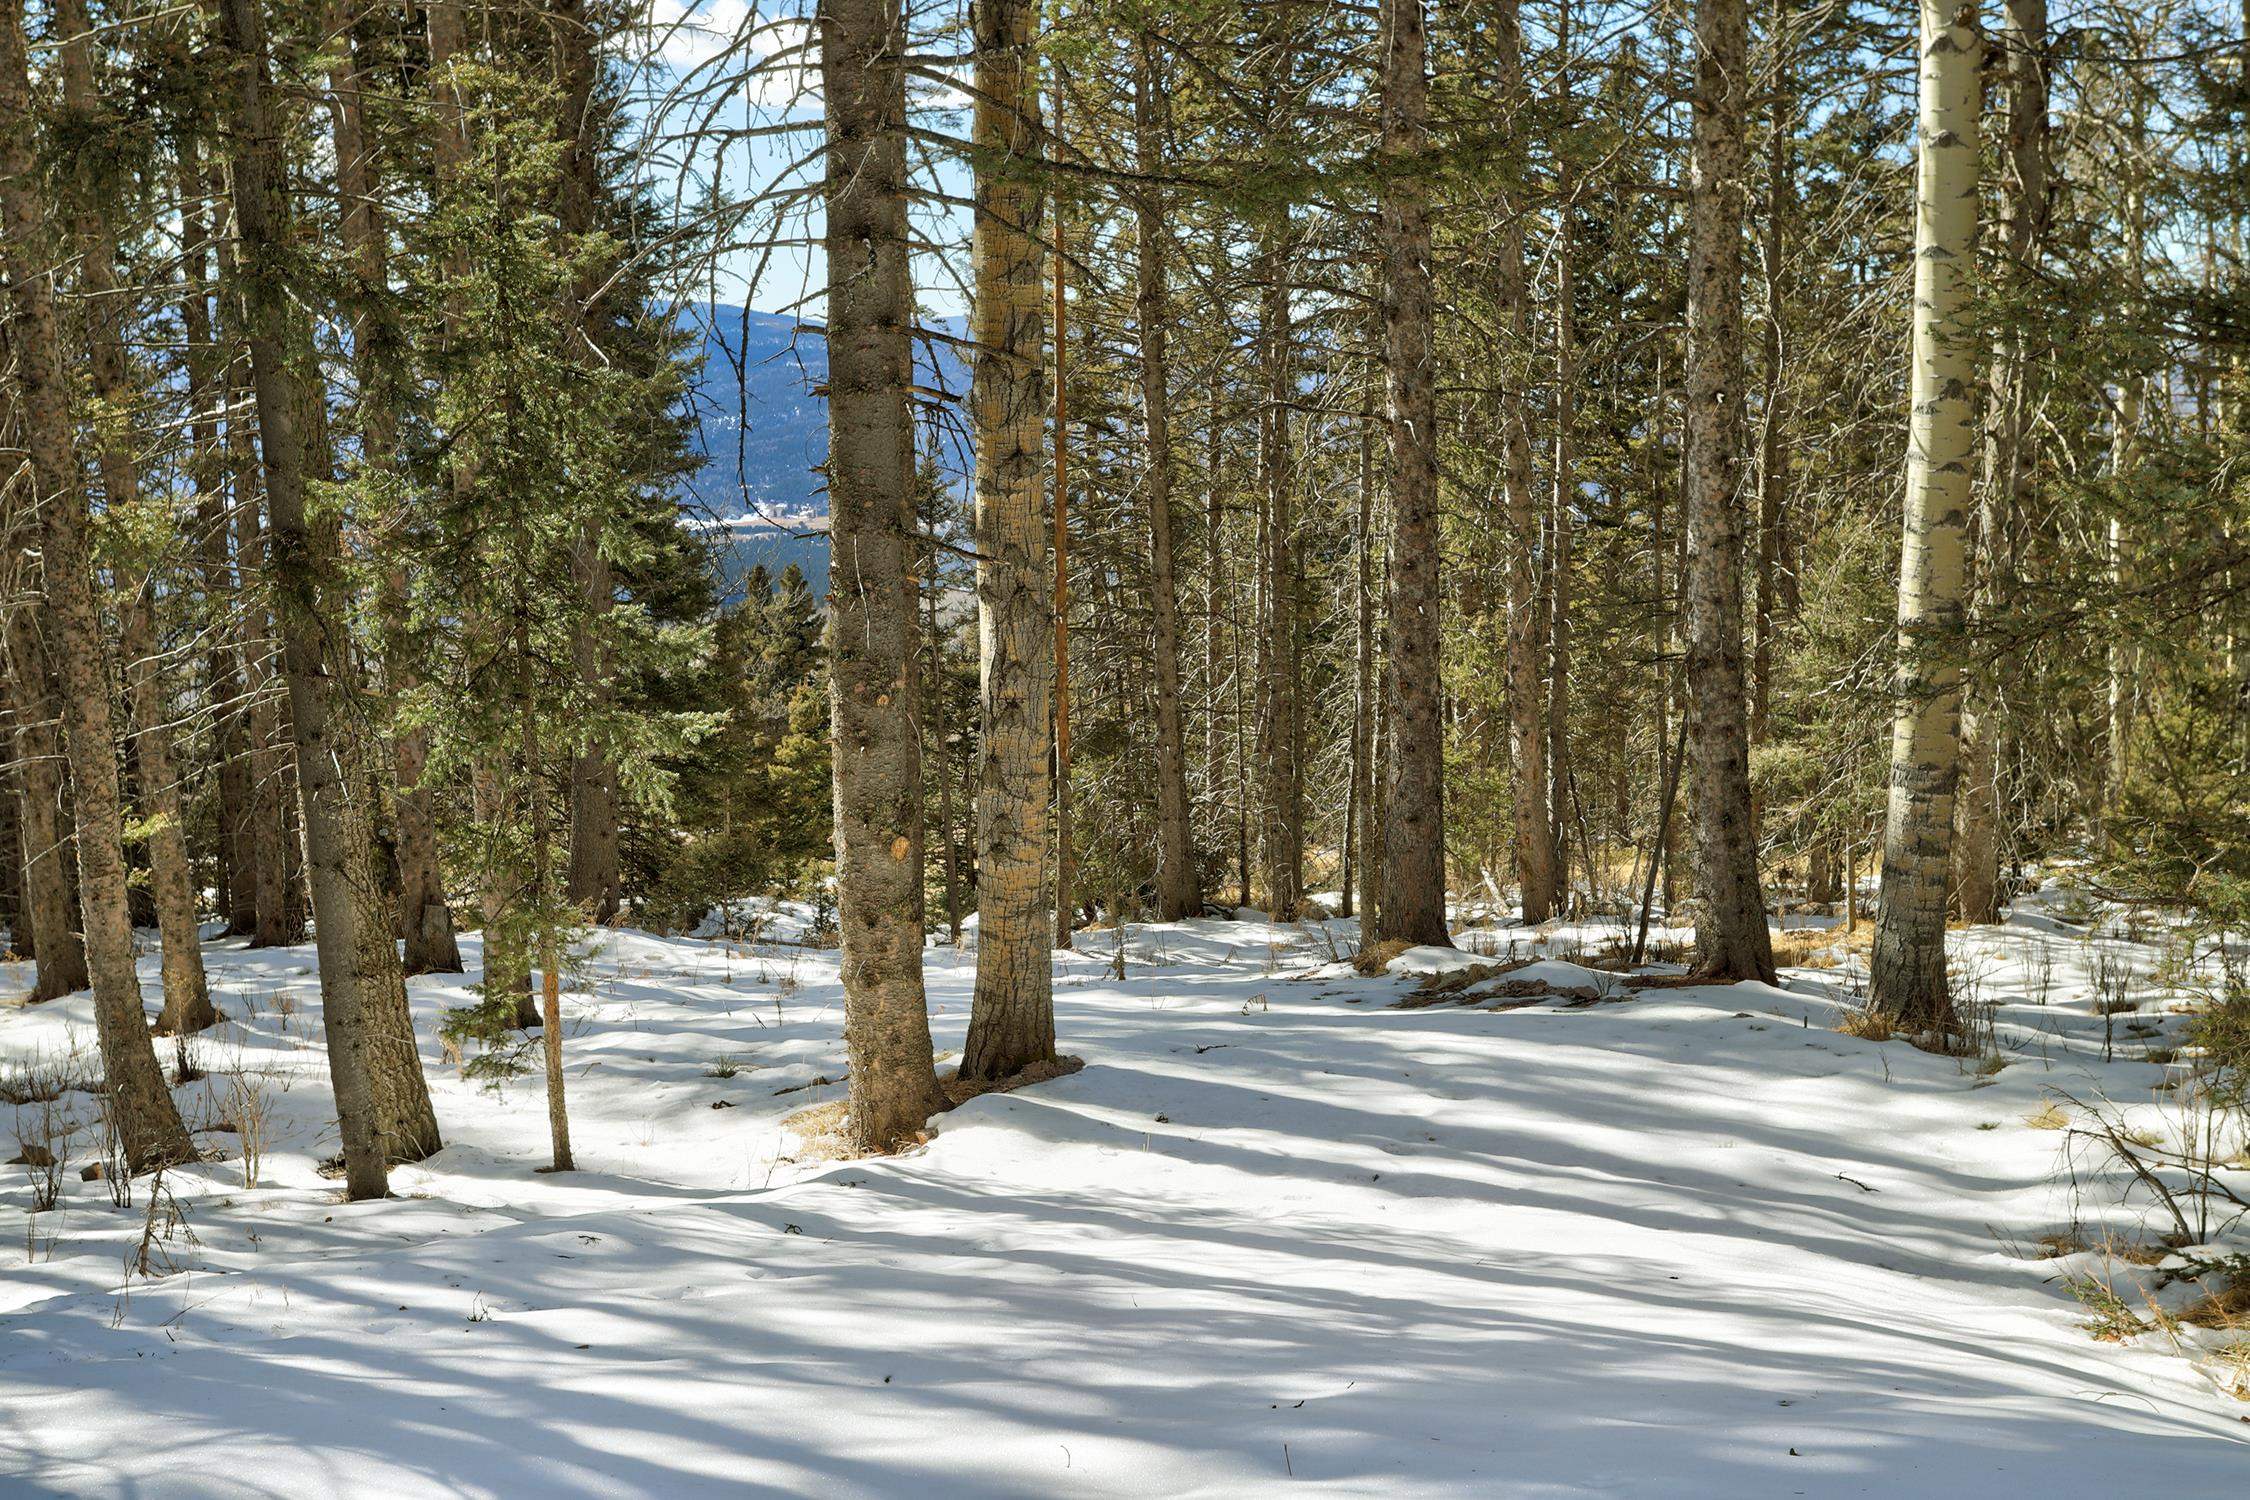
left=1, top=908, right=2246, bottom=1496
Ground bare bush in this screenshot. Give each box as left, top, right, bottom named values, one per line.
left=225, top=1069, right=271, bottom=1190
left=0, top=1035, right=97, bottom=1106
left=13, top=1098, right=71, bottom=1212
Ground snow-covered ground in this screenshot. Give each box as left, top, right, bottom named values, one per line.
left=1, top=909, right=2245, bottom=1496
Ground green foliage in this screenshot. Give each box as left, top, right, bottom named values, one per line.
left=633, top=564, right=833, bottom=932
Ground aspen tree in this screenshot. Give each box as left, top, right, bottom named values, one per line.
left=1871, top=0, right=1979, bottom=1034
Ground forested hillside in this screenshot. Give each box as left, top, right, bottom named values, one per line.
left=3, top=0, right=2249, bottom=1492
left=681, top=303, right=970, bottom=595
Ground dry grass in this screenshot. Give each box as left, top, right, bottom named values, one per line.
left=1836, top=1006, right=1895, bottom=1042
left=2213, top=1342, right=2250, bottom=1401
left=2025, top=1101, right=2072, bottom=1131
left=1770, top=928, right=1844, bottom=969
left=2182, top=1274, right=2250, bottom=1330
left=776, top=1100, right=859, bottom=1163
left=1352, top=939, right=1413, bottom=976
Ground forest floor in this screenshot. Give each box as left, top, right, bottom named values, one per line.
left=0, top=900, right=2246, bottom=1496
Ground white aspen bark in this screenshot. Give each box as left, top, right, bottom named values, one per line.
left=1871, top=0, right=1979, bottom=1034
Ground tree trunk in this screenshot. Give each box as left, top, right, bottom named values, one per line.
left=1051, top=110, right=1076, bottom=953
left=963, top=0, right=1056, bottom=1082
left=0, top=750, right=20, bottom=960
left=1750, top=25, right=1791, bottom=745
left=219, top=0, right=443, bottom=1194
left=1547, top=48, right=1577, bottom=915
left=1495, top=0, right=1552, bottom=925
left=1135, top=38, right=1198, bottom=924
left=0, top=564, right=89, bottom=1001
left=213, top=216, right=303, bottom=952
left=820, top=0, right=941, bottom=1148
left=1374, top=0, right=1449, bottom=947
left=54, top=0, right=215, bottom=1035
left=1255, top=240, right=1303, bottom=921
left=926, top=569, right=962, bottom=943
left=0, top=0, right=193, bottom=1169
left=1956, top=0, right=2046, bottom=924
left=515, top=598, right=574, bottom=1173
left=234, top=497, right=302, bottom=948
left=1681, top=0, right=1777, bottom=983
left=1345, top=417, right=1374, bottom=922
left=119, top=594, right=218, bottom=1034
left=1204, top=369, right=1231, bottom=907
left=177, top=139, right=258, bottom=941
left=1870, top=0, right=1979, bottom=1035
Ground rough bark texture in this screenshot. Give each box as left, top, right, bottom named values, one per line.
left=236, top=502, right=299, bottom=949
left=119, top=594, right=218, bottom=1034
left=0, top=0, right=194, bottom=1169
left=963, top=0, right=1056, bottom=1082
left=1052, top=149, right=1075, bottom=952
left=1871, top=0, right=1979, bottom=1035
left=1495, top=0, right=1553, bottom=924
left=55, top=0, right=215, bottom=1035
left=216, top=209, right=304, bottom=952
left=220, top=0, right=443, bottom=1194
left=0, top=746, right=20, bottom=957
left=1956, top=0, right=2046, bottom=924
left=1374, top=0, right=1450, bottom=947
left=0, top=572, right=89, bottom=1001
left=1135, top=37, right=1198, bottom=925
left=1255, top=241, right=1303, bottom=920
left=820, top=0, right=942, bottom=1148
left=1682, top=0, right=1777, bottom=983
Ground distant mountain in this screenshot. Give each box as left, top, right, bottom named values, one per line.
left=675, top=305, right=969, bottom=600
